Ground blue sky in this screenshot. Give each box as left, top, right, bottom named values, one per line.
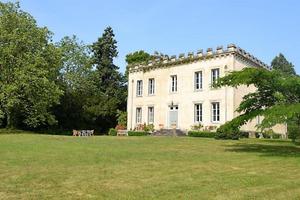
left=15, top=0, right=300, bottom=73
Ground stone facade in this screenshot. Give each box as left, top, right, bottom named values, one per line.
left=127, top=44, right=287, bottom=135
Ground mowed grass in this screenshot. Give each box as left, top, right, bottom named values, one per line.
left=1, top=133, right=300, bottom=200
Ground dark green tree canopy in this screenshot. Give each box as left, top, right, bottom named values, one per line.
left=126, top=50, right=152, bottom=65
left=87, top=27, right=126, bottom=119
left=271, top=53, right=296, bottom=75
left=125, top=50, right=152, bottom=79
left=91, top=27, right=121, bottom=91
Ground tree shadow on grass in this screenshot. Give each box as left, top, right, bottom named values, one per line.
left=225, top=142, right=300, bottom=157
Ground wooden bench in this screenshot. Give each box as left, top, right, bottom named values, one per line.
left=117, top=130, right=128, bottom=136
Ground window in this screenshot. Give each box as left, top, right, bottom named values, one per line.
left=171, top=75, right=177, bottom=92
left=148, top=78, right=155, bottom=95
left=194, top=103, right=202, bottom=122
left=211, top=68, right=220, bottom=85
left=148, top=107, right=154, bottom=124
left=136, top=80, right=143, bottom=96
left=194, top=71, right=202, bottom=90
left=211, top=102, right=220, bottom=122
left=136, top=107, right=142, bottom=124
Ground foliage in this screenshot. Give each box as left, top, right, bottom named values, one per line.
left=144, top=124, right=154, bottom=132
left=272, top=133, right=281, bottom=139
left=214, top=67, right=300, bottom=140
left=127, top=131, right=149, bottom=136
left=239, top=131, right=250, bottom=138
left=188, top=131, right=215, bottom=138
left=126, top=50, right=151, bottom=65
left=87, top=27, right=127, bottom=122
left=215, top=122, right=240, bottom=140
left=288, top=124, right=300, bottom=142
left=116, top=110, right=127, bottom=127
left=125, top=50, right=152, bottom=80
left=108, top=128, right=117, bottom=136
left=191, top=123, right=203, bottom=131
left=53, top=35, right=95, bottom=130
left=0, top=2, right=63, bottom=129
left=271, top=53, right=296, bottom=76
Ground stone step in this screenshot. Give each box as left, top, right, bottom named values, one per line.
left=152, top=129, right=186, bottom=136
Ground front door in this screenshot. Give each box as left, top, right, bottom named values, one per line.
left=169, top=105, right=178, bottom=128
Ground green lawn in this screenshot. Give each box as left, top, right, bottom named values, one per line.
left=1, top=133, right=300, bottom=200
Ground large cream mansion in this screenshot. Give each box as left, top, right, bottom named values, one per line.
left=126, top=44, right=286, bottom=135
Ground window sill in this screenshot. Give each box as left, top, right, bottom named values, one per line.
left=194, top=89, right=203, bottom=92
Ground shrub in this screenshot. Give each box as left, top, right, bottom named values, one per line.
left=108, top=128, right=117, bottom=136
left=116, top=110, right=127, bottom=127
left=262, top=131, right=271, bottom=139
left=128, top=131, right=149, bottom=136
left=272, top=133, right=281, bottom=139
left=215, top=123, right=239, bottom=140
left=239, top=131, right=249, bottom=138
left=191, top=123, right=203, bottom=131
left=188, top=131, right=215, bottom=138
left=144, top=124, right=154, bottom=132
left=262, top=129, right=281, bottom=139
left=288, top=126, right=299, bottom=142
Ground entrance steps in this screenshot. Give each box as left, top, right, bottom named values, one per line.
left=152, top=129, right=186, bottom=136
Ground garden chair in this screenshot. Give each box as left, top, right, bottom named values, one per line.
left=73, top=130, right=80, bottom=136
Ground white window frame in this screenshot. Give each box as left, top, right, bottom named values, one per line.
left=148, top=78, right=155, bottom=95
left=148, top=106, right=154, bottom=124
left=211, top=102, right=220, bottom=122
left=211, top=68, right=220, bottom=85
left=194, top=103, right=203, bottom=122
left=136, top=80, right=143, bottom=97
left=194, top=71, right=203, bottom=90
left=171, top=75, right=177, bottom=92
left=136, top=107, right=142, bottom=124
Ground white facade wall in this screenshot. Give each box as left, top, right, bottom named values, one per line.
left=127, top=50, right=287, bottom=135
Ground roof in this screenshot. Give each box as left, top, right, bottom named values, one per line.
left=128, top=44, right=271, bottom=73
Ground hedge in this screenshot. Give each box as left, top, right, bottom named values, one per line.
left=188, top=131, right=215, bottom=138
left=108, top=128, right=117, bottom=136
left=128, top=131, right=149, bottom=136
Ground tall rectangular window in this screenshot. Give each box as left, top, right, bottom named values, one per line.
left=148, top=78, right=155, bottom=95
left=194, top=103, right=202, bottom=122
left=211, top=102, right=220, bottom=122
left=136, top=80, right=143, bottom=96
left=194, top=71, right=202, bottom=90
left=148, top=107, right=154, bottom=124
left=211, top=68, right=220, bottom=85
left=171, top=75, right=177, bottom=92
left=136, top=107, right=142, bottom=124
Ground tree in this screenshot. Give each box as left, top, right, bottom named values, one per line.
left=125, top=50, right=152, bottom=79
left=87, top=27, right=126, bottom=132
left=271, top=53, right=296, bottom=75
left=0, top=2, right=62, bottom=129
left=126, top=50, right=152, bottom=65
left=54, top=35, right=95, bottom=129
left=214, top=67, right=300, bottom=140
